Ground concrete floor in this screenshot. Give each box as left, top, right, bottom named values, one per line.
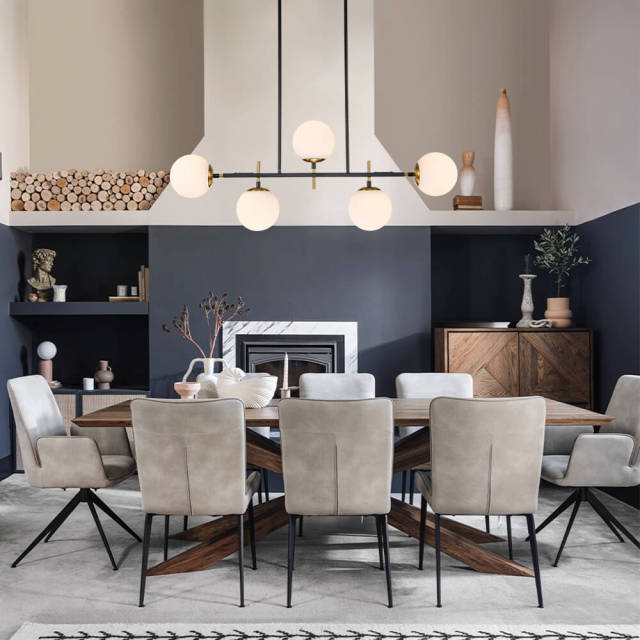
left=0, top=474, right=638, bottom=639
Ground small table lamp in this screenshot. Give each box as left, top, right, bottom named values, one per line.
left=37, top=341, right=57, bottom=383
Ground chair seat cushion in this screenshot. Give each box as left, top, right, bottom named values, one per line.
left=244, top=470, right=261, bottom=510
left=541, top=454, right=570, bottom=481
left=415, top=470, right=432, bottom=500
left=411, top=462, right=431, bottom=471
left=101, top=454, right=136, bottom=483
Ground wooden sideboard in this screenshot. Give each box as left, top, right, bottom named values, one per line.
left=434, top=327, right=593, bottom=408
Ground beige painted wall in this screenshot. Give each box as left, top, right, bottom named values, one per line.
left=374, top=0, right=551, bottom=211
left=1, top=0, right=30, bottom=225
left=550, top=0, right=640, bottom=223
left=28, top=0, right=204, bottom=172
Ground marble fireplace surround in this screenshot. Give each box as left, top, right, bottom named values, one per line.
left=222, top=322, right=358, bottom=374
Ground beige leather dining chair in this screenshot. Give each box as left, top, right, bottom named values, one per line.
left=7, top=375, right=140, bottom=570
left=415, top=396, right=546, bottom=607
left=534, top=375, right=640, bottom=564
left=279, top=397, right=394, bottom=608
left=395, top=373, right=473, bottom=504
left=131, top=398, right=260, bottom=607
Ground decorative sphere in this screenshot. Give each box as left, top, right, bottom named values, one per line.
left=292, top=121, right=335, bottom=161
left=348, top=188, right=392, bottom=231
left=170, top=154, right=211, bottom=198
left=415, top=152, right=458, bottom=196
left=236, top=188, right=280, bottom=231
left=37, top=341, right=57, bottom=360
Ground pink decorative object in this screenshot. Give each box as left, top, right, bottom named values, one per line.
left=174, top=381, right=201, bottom=400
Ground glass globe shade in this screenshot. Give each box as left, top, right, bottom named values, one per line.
left=415, top=152, right=458, bottom=196
left=292, top=120, right=335, bottom=161
left=170, top=154, right=211, bottom=198
left=348, top=187, right=392, bottom=231
left=37, top=341, right=57, bottom=360
left=236, top=188, right=280, bottom=231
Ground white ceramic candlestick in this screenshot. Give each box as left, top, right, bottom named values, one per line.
left=494, top=88, right=513, bottom=211
left=282, top=352, right=289, bottom=389
left=516, top=274, right=537, bottom=328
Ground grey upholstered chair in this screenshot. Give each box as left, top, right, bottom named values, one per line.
left=279, top=397, right=394, bottom=608
left=534, top=375, right=640, bottom=565
left=7, top=375, right=140, bottom=569
left=299, top=372, right=376, bottom=400
left=395, top=373, right=473, bottom=505
left=131, top=398, right=260, bottom=607
left=415, top=396, right=546, bottom=607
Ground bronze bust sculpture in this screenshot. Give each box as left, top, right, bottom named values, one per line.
left=28, top=248, right=56, bottom=302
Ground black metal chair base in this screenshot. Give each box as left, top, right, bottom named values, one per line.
left=140, top=501, right=257, bottom=608
left=12, top=487, right=141, bottom=570
left=287, top=514, right=393, bottom=608
left=418, top=502, right=543, bottom=608
left=531, top=487, right=640, bottom=566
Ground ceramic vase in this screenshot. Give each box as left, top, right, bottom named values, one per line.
left=544, top=297, right=572, bottom=328
left=182, top=357, right=226, bottom=398
left=52, top=285, right=67, bottom=302
left=459, top=151, right=476, bottom=196
left=95, top=360, right=114, bottom=389
left=494, top=88, right=513, bottom=211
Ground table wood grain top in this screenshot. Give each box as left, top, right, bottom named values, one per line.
left=71, top=396, right=614, bottom=428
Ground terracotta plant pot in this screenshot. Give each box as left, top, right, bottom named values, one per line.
left=544, top=297, right=572, bottom=328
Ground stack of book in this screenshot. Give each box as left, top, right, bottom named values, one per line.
left=453, top=195, right=483, bottom=210
left=108, top=265, right=149, bottom=302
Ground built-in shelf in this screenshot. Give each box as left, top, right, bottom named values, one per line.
left=10, top=301, right=149, bottom=316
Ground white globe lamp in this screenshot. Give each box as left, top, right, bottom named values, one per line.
left=415, top=152, right=458, bottom=196
left=170, top=154, right=212, bottom=198
left=292, top=121, right=335, bottom=162
left=348, top=187, right=392, bottom=231
left=236, top=188, right=280, bottom=231
left=37, top=341, right=57, bottom=360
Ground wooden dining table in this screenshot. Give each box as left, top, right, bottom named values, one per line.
left=73, top=397, right=613, bottom=580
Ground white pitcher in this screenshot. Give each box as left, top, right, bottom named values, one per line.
left=182, top=357, right=226, bottom=398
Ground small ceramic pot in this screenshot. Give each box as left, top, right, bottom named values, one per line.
left=52, top=285, right=67, bottom=302
left=174, top=381, right=201, bottom=400
left=95, top=360, right=114, bottom=389
left=544, top=297, right=572, bottom=328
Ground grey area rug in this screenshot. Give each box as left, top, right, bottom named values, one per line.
left=10, top=625, right=640, bottom=640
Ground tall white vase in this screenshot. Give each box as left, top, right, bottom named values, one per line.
left=494, top=88, right=513, bottom=211
left=459, top=151, right=476, bottom=196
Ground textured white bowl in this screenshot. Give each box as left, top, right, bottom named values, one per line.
left=216, top=368, right=278, bottom=408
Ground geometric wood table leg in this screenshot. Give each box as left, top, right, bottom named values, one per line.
left=388, top=498, right=534, bottom=578
left=148, top=497, right=288, bottom=576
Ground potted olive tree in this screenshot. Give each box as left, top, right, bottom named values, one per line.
left=533, top=225, right=591, bottom=327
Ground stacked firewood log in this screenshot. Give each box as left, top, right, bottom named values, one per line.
left=10, top=169, right=170, bottom=212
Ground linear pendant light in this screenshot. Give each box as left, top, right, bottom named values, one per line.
left=170, top=0, right=458, bottom=230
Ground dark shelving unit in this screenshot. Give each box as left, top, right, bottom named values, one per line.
left=10, top=301, right=149, bottom=316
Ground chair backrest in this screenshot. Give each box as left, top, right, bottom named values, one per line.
left=601, top=375, right=640, bottom=465
left=279, top=398, right=393, bottom=516
left=429, top=396, right=546, bottom=516
left=7, top=375, right=66, bottom=477
left=131, top=398, right=248, bottom=516
left=395, top=372, right=473, bottom=398
left=299, top=373, right=375, bottom=399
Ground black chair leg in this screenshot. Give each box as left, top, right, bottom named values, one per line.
left=183, top=516, right=189, bottom=531
left=238, top=514, right=245, bottom=607
left=419, top=496, right=426, bottom=570
left=506, top=515, right=513, bottom=560
left=375, top=516, right=384, bottom=570
left=379, top=514, right=393, bottom=608
left=87, top=499, right=117, bottom=570
left=287, top=515, right=296, bottom=607
left=90, top=490, right=142, bottom=541
left=401, top=471, right=407, bottom=502
left=298, top=515, right=304, bottom=537
left=262, top=469, right=270, bottom=501
left=553, top=498, right=581, bottom=566
left=43, top=490, right=84, bottom=543
left=257, top=477, right=263, bottom=504
left=139, top=513, right=153, bottom=607
left=588, top=490, right=640, bottom=549
left=435, top=513, right=442, bottom=607
left=587, top=492, right=625, bottom=542
left=163, top=515, right=170, bottom=561
left=12, top=489, right=83, bottom=567
left=485, top=515, right=490, bottom=533
left=409, top=470, right=415, bottom=505
left=248, top=501, right=257, bottom=570
left=530, top=489, right=578, bottom=538
left=526, top=514, right=544, bottom=607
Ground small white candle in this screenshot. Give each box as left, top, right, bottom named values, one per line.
left=283, top=352, right=289, bottom=389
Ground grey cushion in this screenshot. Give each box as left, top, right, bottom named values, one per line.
left=102, top=454, right=137, bottom=482
left=540, top=455, right=570, bottom=481
left=299, top=373, right=375, bottom=400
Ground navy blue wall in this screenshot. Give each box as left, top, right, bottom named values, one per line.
left=148, top=226, right=431, bottom=397
left=575, top=204, right=640, bottom=411
left=0, top=225, right=32, bottom=464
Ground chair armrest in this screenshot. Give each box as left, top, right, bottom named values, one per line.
left=70, top=424, right=132, bottom=456
left=563, top=433, right=638, bottom=486
left=36, top=436, right=109, bottom=488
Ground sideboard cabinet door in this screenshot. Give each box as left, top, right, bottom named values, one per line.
left=518, top=330, right=592, bottom=407
left=446, top=330, right=519, bottom=397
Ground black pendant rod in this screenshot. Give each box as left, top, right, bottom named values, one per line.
left=344, top=0, right=350, bottom=173
left=277, top=0, right=282, bottom=173
left=213, top=171, right=413, bottom=179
